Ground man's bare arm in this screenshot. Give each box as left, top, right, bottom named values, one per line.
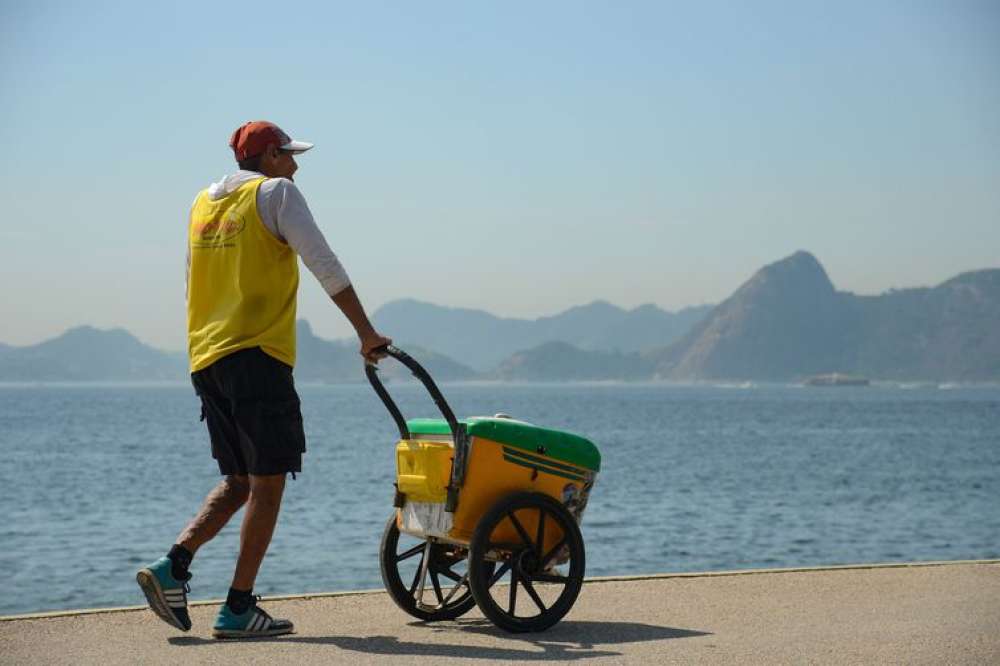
left=331, top=285, right=391, bottom=361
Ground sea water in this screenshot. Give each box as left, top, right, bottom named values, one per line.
left=1, top=382, right=998, bottom=615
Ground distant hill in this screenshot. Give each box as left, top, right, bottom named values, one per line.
left=0, top=321, right=475, bottom=383
left=294, top=320, right=476, bottom=383
left=372, top=299, right=711, bottom=371
left=293, top=320, right=365, bottom=382
left=494, top=341, right=652, bottom=381
left=0, top=326, right=185, bottom=381
left=652, top=251, right=1000, bottom=381
left=848, top=269, right=1000, bottom=381
left=652, top=251, right=850, bottom=380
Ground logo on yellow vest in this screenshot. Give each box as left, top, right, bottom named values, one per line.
left=192, top=213, right=246, bottom=246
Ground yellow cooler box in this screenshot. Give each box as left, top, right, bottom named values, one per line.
left=394, top=417, right=600, bottom=545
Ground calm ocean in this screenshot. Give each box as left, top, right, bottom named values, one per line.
left=1, top=381, right=998, bottom=616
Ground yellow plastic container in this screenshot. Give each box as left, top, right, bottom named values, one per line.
left=395, top=439, right=453, bottom=503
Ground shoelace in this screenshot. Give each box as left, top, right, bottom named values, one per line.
left=178, top=569, right=192, bottom=596
left=250, top=594, right=272, bottom=621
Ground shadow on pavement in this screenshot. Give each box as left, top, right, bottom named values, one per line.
left=168, top=619, right=710, bottom=660
left=442, top=618, right=711, bottom=646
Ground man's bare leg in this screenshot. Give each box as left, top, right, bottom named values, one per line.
left=211, top=473, right=294, bottom=637
left=231, top=473, right=286, bottom=590
left=137, top=475, right=249, bottom=631
left=176, top=475, right=250, bottom=554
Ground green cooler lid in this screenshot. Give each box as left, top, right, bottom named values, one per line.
left=406, top=417, right=601, bottom=472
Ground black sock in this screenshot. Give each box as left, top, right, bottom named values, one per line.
left=167, top=544, right=193, bottom=580
left=226, top=587, right=253, bottom=615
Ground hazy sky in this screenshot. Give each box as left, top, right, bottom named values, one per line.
left=2, top=1, right=998, bottom=350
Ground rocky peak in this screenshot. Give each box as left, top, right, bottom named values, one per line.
left=731, top=250, right=836, bottom=307
left=655, top=251, right=850, bottom=380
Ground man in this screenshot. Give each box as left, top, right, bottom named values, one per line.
left=137, top=121, right=390, bottom=639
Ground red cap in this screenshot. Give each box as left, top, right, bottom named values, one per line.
left=228, top=121, right=314, bottom=160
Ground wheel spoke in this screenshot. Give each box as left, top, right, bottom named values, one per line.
left=541, top=537, right=567, bottom=569
left=488, top=541, right=525, bottom=552
left=508, top=568, right=518, bottom=616
left=430, top=571, right=445, bottom=605
left=488, top=561, right=511, bottom=587
left=437, top=567, right=463, bottom=583
left=535, top=508, right=546, bottom=555
left=396, top=543, right=425, bottom=563
left=508, top=511, right=533, bottom=549
left=408, top=552, right=425, bottom=595
left=531, top=572, right=569, bottom=584
left=440, top=572, right=469, bottom=605
left=521, top=577, right=547, bottom=613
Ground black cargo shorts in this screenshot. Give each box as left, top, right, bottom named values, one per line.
left=191, top=347, right=306, bottom=476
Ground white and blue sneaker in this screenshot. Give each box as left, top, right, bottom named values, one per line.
left=136, top=557, right=192, bottom=631
left=213, top=597, right=294, bottom=639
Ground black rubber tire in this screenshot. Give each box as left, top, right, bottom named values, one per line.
left=467, top=492, right=585, bottom=633
left=378, top=512, right=483, bottom=621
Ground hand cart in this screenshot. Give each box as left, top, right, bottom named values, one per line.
left=366, top=346, right=601, bottom=633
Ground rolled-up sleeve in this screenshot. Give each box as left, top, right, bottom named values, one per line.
left=269, top=179, right=352, bottom=297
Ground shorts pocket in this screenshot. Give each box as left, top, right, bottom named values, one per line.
left=257, top=398, right=307, bottom=455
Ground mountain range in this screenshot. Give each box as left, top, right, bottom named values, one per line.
left=292, top=321, right=476, bottom=382
left=0, top=322, right=477, bottom=383
left=0, top=326, right=185, bottom=381
left=652, top=251, right=1000, bottom=381
left=2, top=251, right=997, bottom=382
left=371, top=299, right=711, bottom=371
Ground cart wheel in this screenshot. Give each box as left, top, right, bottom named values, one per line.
left=379, top=512, right=490, bottom=621
left=467, top=492, right=585, bottom=633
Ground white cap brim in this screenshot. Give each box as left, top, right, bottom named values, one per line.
left=281, top=139, right=314, bottom=154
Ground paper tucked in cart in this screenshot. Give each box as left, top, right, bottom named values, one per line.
left=400, top=501, right=454, bottom=540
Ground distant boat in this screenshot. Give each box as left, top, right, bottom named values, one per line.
left=803, top=373, right=870, bottom=387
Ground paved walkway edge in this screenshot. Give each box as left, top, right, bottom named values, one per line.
left=4, top=558, right=997, bottom=622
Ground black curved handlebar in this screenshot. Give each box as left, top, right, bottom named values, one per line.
left=366, top=345, right=469, bottom=511
left=364, top=345, right=459, bottom=441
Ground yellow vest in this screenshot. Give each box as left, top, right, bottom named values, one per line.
left=187, top=177, right=299, bottom=372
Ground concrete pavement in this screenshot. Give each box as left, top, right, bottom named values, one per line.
left=2, top=560, right=998, bottom=664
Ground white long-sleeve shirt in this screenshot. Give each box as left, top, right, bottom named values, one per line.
left=186, top=170, right=351, bottom=298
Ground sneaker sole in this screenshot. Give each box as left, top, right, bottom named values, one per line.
left=136, top=569, right=188, bottom=632
left=213, top=626, right=294, bottom=639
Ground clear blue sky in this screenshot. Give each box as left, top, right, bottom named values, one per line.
left=2, top=1, right=998, bottom=349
